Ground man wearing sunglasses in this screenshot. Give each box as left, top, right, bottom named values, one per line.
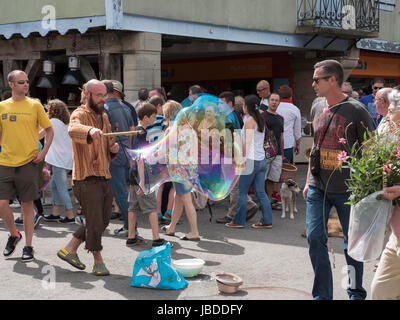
left=0, top=70, right=54, bottom=262
left=359, top=78, right=385, bottom=129
left=304, top=60, right=373, bottom=300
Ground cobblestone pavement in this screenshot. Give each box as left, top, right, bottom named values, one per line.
left=0, top=164, right=376, bottom=300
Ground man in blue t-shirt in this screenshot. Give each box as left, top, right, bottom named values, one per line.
left=359, top=78, right=384, bottom=129
left=103, top=80, right=135, bottom=237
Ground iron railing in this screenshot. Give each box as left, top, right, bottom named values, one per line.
left=297, top=0, right=379, bottom=33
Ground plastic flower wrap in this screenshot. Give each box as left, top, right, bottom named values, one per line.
left=342, top=123, right=400, bottom=206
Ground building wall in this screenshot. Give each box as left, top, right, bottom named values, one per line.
left=0, top=0, right=105, bottom=24
left=123, top=0, right=297, bottom=34
left=378, top=2, right=400, bottom=42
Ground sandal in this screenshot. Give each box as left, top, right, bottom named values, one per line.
left=180, top=235, right=201, bottom=241
left=57, top=248, right=86, bottom=270
left=161, top=225, right=175, bottom=236
left=92, top=262, right=110, bottom=276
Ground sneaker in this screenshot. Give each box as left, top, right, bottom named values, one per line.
left=3, top=231, right=22, bottom=258
left=126, top=237, right=146, bottom=247
left=34, top=214, right=43, bottom=228
left=152, top=238, right=169, bottom=247
left=225, top=222, right=244, bottom=228
left=114, top=227, right=129, bottom=237
left=246, top=206, right=259, bottom=221
left=14, top=217, right=24, bottom=225
left=21, top=246, right=34, bottom=262
left=10, top=202, right=21, bottom=208
left=75, top=215, right=85, bottom=225
left=216, top=216, right=232, bottom=224
left=251, top=223, right=272, bottom=229
left=59, top=217, right=76, bottom=224
left=43, top=214, right=60, bottom=222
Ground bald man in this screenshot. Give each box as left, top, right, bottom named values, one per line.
left=57, top=79, right=119, bottom=276
left=256, top=80, right=271, bottom=112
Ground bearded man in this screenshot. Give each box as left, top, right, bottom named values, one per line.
left=57, top=79, right=119, bottom=276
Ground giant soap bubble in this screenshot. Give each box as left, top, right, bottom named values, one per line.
left=127, top=94, right=243, bottom=201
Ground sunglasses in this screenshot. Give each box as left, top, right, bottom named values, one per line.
left=256, top=87, right=268, bottom=92
left=373, top=86, right=383, bottom=90
left=312, top=76, right=331, bottom=84
left=15, top=80, right=30, bottom=85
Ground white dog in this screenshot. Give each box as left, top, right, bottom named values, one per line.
left=280, top=178, right=301, bottom=220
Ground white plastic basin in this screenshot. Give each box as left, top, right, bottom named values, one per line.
left=172, top=258, right=205, bottom=277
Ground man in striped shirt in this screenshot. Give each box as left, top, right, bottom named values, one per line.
left=57, top=79, right=119, bottom=276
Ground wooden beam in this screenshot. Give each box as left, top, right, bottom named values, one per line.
left=24, top=59, right=42, bottom=81
left=79, top=56, right=97, bottom=81
left=99, top=53, right=121, bottom=81
left=2, top=60, right=22, bottom=85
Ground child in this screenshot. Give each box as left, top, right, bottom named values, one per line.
left=126, top=103, right=169, bottom=247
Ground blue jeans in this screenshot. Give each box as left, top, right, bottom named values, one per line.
left=50, top=165, right=73, bottom=210
left=283, top=147, right=294, bottom=164
left=109, top=163, right=129, bottom=230
left=306, top=186, right=367, bottom=300
left=233, top=159, right=273, bottom=226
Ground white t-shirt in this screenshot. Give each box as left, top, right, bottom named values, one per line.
left=276, top=102, right=302, bottom=149
left=45, top=118, right=73, bottom=170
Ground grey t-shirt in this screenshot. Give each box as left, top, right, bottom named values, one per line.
left=309, top=97, right=373, bottom=193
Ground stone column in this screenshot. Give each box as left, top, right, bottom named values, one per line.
left=122, top=32, right=161, bottom=103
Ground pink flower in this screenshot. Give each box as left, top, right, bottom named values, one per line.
left=338, top=138, right=346, bottom=144
left=337, top=151, right=347, bottom=162
left=323, top=107, right=330, bottom=113
left=382, top=164, right=392, bottom=173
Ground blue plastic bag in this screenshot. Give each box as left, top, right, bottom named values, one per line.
left=131, top=243, right=188, bottom=290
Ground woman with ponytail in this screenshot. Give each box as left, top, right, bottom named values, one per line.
left=226, top=94, right=273, bottom=229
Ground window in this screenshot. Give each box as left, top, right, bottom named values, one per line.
left=378, top=0, right=396, bottom=12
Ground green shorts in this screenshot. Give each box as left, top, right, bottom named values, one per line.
left=128, top=185, right=156, bottom=214
left=0, top=161, right=39, bottom=202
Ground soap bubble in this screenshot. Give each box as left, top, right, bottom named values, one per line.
left=127, top=94, right=243, bottom=201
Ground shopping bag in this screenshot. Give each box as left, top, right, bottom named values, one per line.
left=348, top=191, right=393, bottom=262
left=131, top=243, right=188, bottom=290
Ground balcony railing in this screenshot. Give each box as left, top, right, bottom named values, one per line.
left=297, top=0, right=379, bottom=37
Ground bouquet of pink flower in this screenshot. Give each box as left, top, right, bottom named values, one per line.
left=340, top=125, right=400, bottom=206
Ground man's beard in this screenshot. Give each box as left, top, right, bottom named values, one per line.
left=88, top=96, right=104, bottom=114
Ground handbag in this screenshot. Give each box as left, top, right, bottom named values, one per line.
left=264, top=127, right=278, bottom=159
left=310, top=103, right=342, bottom=175
left=131, top=243, right=188, bottom=290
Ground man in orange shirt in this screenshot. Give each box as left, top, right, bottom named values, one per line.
left=57, top=79, right=119, bottom=276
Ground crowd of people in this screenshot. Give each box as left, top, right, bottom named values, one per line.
left=0, top=60, right=399, bottom=299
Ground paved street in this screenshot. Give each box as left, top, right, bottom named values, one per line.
left=0, top=164, right=376, bottom=300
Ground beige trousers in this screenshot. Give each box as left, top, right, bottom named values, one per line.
left=371, top=233, right=400, bottom=300
left=227, top=184, right=258, bottom=219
